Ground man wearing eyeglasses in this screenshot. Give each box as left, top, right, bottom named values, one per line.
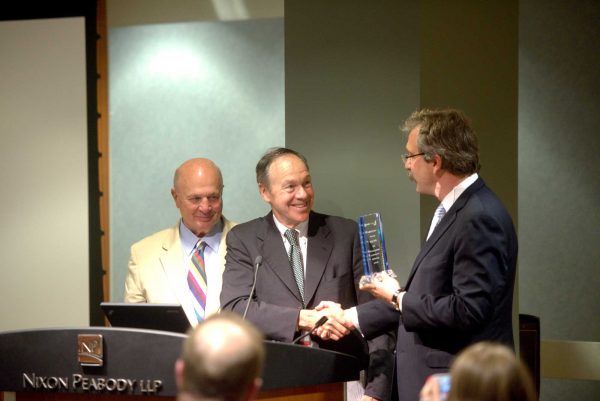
left=124, top=158, right=235, bottom=326
left=319, top=109, right=518, bottom=401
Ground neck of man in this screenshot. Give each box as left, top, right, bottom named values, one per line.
left=433, top=172, right=469, bottom=202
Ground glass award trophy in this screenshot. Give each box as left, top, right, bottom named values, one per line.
left=358, top=212, right=395, bottom=286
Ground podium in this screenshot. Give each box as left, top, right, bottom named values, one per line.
left=0, top=327, right=361, bottom=401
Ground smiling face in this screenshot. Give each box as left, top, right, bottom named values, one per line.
left=171, top=159, right=223, bottom=237
left=259, top=154, right=314, bottom=228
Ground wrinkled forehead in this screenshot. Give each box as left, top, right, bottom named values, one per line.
left=267, top=155, right=308, bottom=179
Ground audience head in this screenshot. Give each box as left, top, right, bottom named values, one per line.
left=176, top=312, right=265, bottom=401
left=171, top=158, right=224, bottom=237
left=440, top=342, right=536, bottom=401
left=255, top=148, right=313, bottom=228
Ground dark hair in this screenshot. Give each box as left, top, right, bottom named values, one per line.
left=402, top=109, right=480, bottom=175
left=255, top=147, right=309, bottom=188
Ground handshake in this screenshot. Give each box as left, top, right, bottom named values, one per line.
left=298, top=300, right=354, bottom=341
left=299, top=271, right=401, bottom=341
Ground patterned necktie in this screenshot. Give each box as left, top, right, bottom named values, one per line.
left=188, top=240, right=207, bottom=322
left=427, top=204, right=447, bottom=240
left=435, top=204, right=447, bottom=225
left=284, top=229, right=305, bottom=304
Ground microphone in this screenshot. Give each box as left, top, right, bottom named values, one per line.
left=242, top=256, right=262, bottom=320
left=292, top=315, right=328, bottom=344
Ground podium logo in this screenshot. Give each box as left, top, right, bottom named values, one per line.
left=78, top=334, right=103, bottom=367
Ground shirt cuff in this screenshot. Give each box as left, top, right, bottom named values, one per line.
left=398, top=291, right=406, bottom=312
left=346, top=306, right=363, bottom=335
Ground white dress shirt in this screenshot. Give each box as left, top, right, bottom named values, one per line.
left=272, top=215, right=309, bottom=278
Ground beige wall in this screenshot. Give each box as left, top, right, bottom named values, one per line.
left=519, top=0, right=600, bottom=398
left=0, top=17, right=89, bottom=330
left=285, top=0, right=421, bottom=277
left=107, top=0, right=283, bottom=26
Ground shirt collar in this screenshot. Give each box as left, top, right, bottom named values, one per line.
left=179, top=218, right=224, bottom=257
left=272, top=214, right=309, bottom=238
left=440, top=173, right=478, bottom=213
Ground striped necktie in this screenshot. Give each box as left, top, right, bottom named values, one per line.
left=426, top=204, right=447, bottom=240
left=284, top=229, right=305, bottom=305
left=188, top=240, right=207, bottom=322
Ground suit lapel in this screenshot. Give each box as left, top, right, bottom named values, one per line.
left=304, top=212, right=333, bottom=305
left=218, top=217, right=235, bottom=276
left=159, top=224, right=196, bottom=325
left=259, top=213, right=305, bottom=303
left=405, top=178, right=485, bottom=288
left=405, top=212, right=456, bottom=288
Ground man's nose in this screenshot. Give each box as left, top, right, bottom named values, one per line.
left=197, top=197, right=212, bottom=211
left=295, top=186, right=307, bottom=198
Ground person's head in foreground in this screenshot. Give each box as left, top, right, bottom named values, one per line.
left=176, top=312, right=265, bottom=401
left=420, top=342, right=536, bottom=401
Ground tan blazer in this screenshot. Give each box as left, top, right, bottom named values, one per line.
left=124, top=217, right=235, bottom=325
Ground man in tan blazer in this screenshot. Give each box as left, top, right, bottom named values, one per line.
left=124, top=158, right=235, bottom=326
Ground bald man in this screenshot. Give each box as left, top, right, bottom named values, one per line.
left=176, top=312, right=265, bottom=401
left=124, top=158, right=236, bottom=325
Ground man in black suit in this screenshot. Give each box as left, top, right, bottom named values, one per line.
left=220, top=148, right=394, bottom=401
left=320, top=109, right=518, bottom=401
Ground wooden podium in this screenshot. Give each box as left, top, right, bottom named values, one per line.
left=0, top=327, right=361, bottom=401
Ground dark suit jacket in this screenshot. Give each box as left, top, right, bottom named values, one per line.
left=357, top=178, right=518, bottom=401
left=221, top=211, right=395, bottom=400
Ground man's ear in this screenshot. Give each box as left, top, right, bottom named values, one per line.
left=258, top=184, right=271, bottom=203
left=432, top=154, right=444, bottom=174
left=175, top=358, right=185, bottom=390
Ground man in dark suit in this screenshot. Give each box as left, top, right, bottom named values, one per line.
left=320, top=109, right=518, bottom=401
left=220, top=148, right=394, bottom=401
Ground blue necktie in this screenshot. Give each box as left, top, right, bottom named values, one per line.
left=427, top=204, right=446, bottom=240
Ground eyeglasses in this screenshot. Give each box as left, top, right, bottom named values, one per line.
left=401, top=152, right=425, bottom=163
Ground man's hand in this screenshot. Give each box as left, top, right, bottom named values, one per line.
left=298, top=306, right=349, bottom=340
left=310, top=301, right=355, bottom=341
left=359, top=271, right=401, bottom=303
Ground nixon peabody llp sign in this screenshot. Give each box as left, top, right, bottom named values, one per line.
left=19, top=334, right=165, bottom=394
left=0, top=329, right=185, bottom=397
left=22, top=373, right=163, bottom=394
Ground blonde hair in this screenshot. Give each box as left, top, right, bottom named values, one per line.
left=448, top=342, right=536, bottom=401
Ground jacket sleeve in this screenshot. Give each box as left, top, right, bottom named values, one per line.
left=352, top=228, right=396, bottom=401
left=124, top=244, right=147, bottom=303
